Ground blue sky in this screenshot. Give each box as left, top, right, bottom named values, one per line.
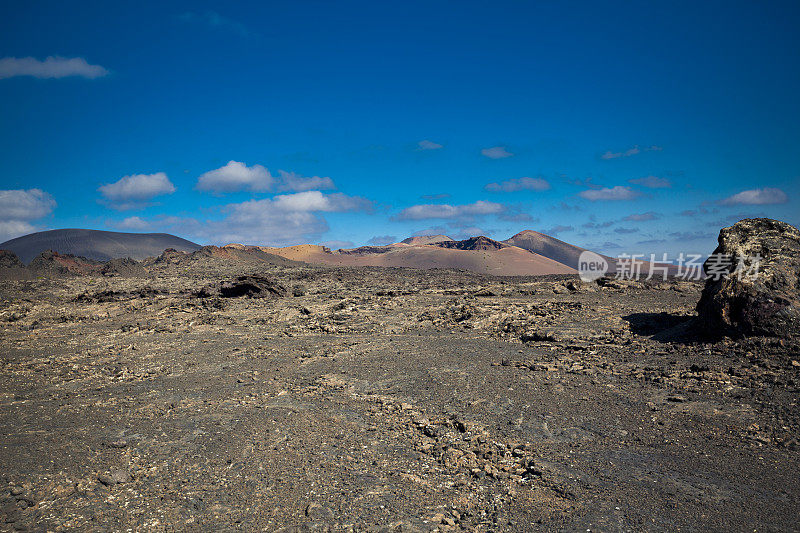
left=1, top=0, right=798, bottom=257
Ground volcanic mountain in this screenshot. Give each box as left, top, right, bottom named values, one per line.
left=0, top=229, right=202, bottom=264
left=503, top=230, right=596, bottom=269
left=258, top=235, right=575, bottom=276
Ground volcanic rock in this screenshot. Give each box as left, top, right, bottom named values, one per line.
left=100, top=257, right=146, bottom=277
left=217, top=275, right=287, bottom=298
left=696, top=218, right=800, bottom=337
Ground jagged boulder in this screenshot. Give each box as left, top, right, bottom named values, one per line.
left=696, top=218, right=800, bottom=337
left=198, top=275, right=287, bottom=299
left=101, top=257, right=147, bottom=277
left=0, top=250, right=24, bottom=269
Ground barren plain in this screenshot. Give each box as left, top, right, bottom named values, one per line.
left=1, top=257, right=798, bottom=531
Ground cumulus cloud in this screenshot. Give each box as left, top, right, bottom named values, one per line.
left=417, top=140, right=443, bottom=150
left=164, top=191, right=372, bottom=246
left=579, top=186, right=641, bottom=201
left=481, top=146, right=514, bottom=159
left=270, top=191, right=371, bottom=212
left=719, top=187, right=788, bottom=206
left=395, top=200, right=505, bottom=220
left=98, top=172, right=176, bottom=210
left=600, top=145, right=662, bottom=160
left=629, top=175, right=671, bottom=188
left=0, top=56, right=108, bottom=80
left=623, top=211, right=660, bottom=222
left=0, top=221, right=37, bottom=242
left=0, top=189, right=56, bottom=241
left=196, top=161, right=273, bottom=193
left=0, top=189, right=56, bottom=220
left=485, top=177, right=550, bottom=193
left=115, top=216, right=151, bottom=231
left=196, top=161, right=335, bottom=193
left=367, top=235, right=397, bottom=245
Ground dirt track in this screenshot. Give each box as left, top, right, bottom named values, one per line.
left=1, top=264, right=798, bottom=531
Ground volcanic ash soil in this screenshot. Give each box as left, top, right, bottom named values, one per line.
left=1, top=265, right=798, bottom=531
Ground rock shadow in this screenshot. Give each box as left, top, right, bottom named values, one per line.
left=622, top=312, right=714, bottom=343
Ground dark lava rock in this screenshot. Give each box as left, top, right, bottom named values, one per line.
left=696, top=218, right=800, bottom=337
left=218, top=275, right=287, bottom=298
left=28, top=250, right=103, bottom=277
left=0, top=250, right=24, bottom=269
left=101, top=257, right=146, bottom=277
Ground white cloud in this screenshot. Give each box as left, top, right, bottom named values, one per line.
left=481, top=146, right=514, bottom=159
left=146, top=192, right=371, bottom=246
left=417, top=140, right=443, bottom=150
left=0, top=56, right=108, bottom=80
left=196, top=161, right=336, bottom=193
left=0, top=221, right=36, bottom=243
left=579, top=186, right=641, bottom=201
left=98, top=172, right=175, bottom=210
left=629, top=175, right=671, bottom=188
left=0, top=189, right=56, bottom=220
left=275, top=170, right=335, bottom=192
left=207, top=192, right=370, bottom=244
left=115, top=216, right=151, bottom=230
left=396, top=200, right=505, bottom=220
left=196, top=161, right=273, bottom=193
left=271, top=191, right=371, bottom=212
left=485, top=177, right=550, bottom=192
left=0, top=189, right=56, bottom=242
left=720, top=187, right=788, bottom=206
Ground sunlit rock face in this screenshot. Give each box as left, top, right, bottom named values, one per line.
left=697, top=218, right=800, bottom=337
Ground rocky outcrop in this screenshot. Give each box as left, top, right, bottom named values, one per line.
left=100, top=257, right=147, bottom=277
left=0, top=250, right=24, bottom=269
left=28, top=250, right=103, bottom=277
left=433, top=236, right=508, bottom=251
left=198, top=275, right=287, bottom=298
left=696, top=218, right=800, bottom=337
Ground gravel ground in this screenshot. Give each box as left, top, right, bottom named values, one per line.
left=1, top=264, right=798, bottom=531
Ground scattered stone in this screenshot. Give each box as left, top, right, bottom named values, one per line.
left=305, top=502, right=334, bottom=519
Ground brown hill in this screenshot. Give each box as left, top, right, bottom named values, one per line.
left=503, top=230, right=590, bottom=269
left=260, top=236, right=574, bottom=276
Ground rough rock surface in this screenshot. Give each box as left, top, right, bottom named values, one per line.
left=1, top=255, right=799, bottom=531
left=697, top=218, right=800, bottom=337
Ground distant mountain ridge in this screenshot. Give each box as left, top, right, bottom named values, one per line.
left=503, top=230, right=595, bottom=269
left=0, top=229, right=202, bottom=263
left=253, top=234, right=577, bottom=276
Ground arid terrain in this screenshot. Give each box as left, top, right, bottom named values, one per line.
left=1, top=246, right=798, bottom=531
